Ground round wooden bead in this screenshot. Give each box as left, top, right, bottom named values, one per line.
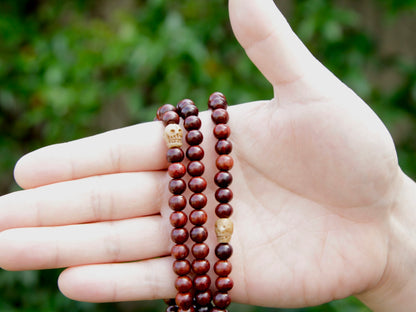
left=216, top=155, right=233, bottom=171
left=189, top=210, right=208, bottom=225
left=175, top=292, right=193, bottom=310
left=169, top=179, right=187, bottom=195
left=215, top=140, right=232, bottom=155
left=169, top=195, right=187, bottom=211
left=192, top=243, right=209, bottom=259
left=215, top=188, right=233, bottom=203
left=172, top=244, right=189, bottom=260
left=177, top=99, right=195, bottom=112
left=184, top=115, right=201, bottom=131
left=168, top=163, right=186, bottom=179
left=170, top=211, right=187, bottom=228
left=195, top=291, right=212, bottom=307
left=167, top=148, right=185, bottom=163
left=188, top=177, right=207, bottom=193
left=186, top=130, right=203, bottom=146
left=211, top=109, right=229, bottom=124
left=157, top=104, right=176, bottom=120
left=186, top=146, right=204, bottom=161
left=215, top=243, right=233, bottom=260
left=215, top=204, right=233, bottom=218
left=187, top=161, right=205, bottom=176
left=189, top=193, right=207, bottom=209
left=175, top=276, right=193, bottom=293
left=194, top=275, right=211, bottom=291
left=173, top=260, right=191, bottom=276
left=214, top=260, right=232, bottom=277
left=181, top=104, right=199, bottom=118
left=171, top=228, right=189, bottom=244
left=215, top=277, right=234, bottom=292
left=192, top=259, right=210, bottom=275
left=213, top=292, right=231, bottom=309
left=213, top=124, right=230, bottom=140
left=208, top=95, right=227, bottom=110
left=190, top=226, right=208, bottom=243
left=163, top=111, right=180, bottom=125
left=214, top=171, right=233, bottom=188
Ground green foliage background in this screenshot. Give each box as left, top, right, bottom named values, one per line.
left=0, top=0, right=415, bottom=311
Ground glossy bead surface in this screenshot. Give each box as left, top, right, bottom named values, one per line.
left=167, top=148, right=185, bottom=163
left=187, top=161, right=205, bottom=176
left=168, top=163, right=186, bottom=179
left=170, top=211, right=187, bottom=228
left=172, top=244, right=189, bottom=260
left=195, top=290, right=212, bottom=306
left=215, top=188, right=233, bottom=203
left=184, top=115, right=201, bottom=131
left=215, top=277, right=234, bottom=292
left=213, top=292, right=231, bottom=309
left=171, top=228, right=189, bottom=244
left=215, top=243, right=233, bottom=260
left=208, top=95, right=227, bottom=110
left=166, top=305, right=178, bottom=312
left=192, top=243, right=209, bottom=259
left=186, top=146, right=204, bottom=161
left=169, top=195, right=187, bottom=211
left=173, top=260, right=191, bottom=276
left=215, top=204, right=233, bottom=218
left=214, top=260, right=232, bottom=277
left=214, top=171, right=233, bottom=188
left=177, top=99, right=195, bottom=111
left=163, top=110, right=180, bottom=125
left=211, top=109, right=229, bottom=124
left=181, top=104, right=199, bottom=118
left=157, top=104, right=176, bottom=120
left=188, top=177, right=207, bottom=193
left=194, top=275, right=211, bottom=291
left=186, top=130, right=203, bottom=146
left=190, top=226, right=208, bottom=243
left=175, top=292, right=193, bottom=310
left=216, top=155, right=234, bottom=171
left=169, top=179, right=187, bottom=195
left=189, top=210, right=208, bottom=225
left=213, top=124, right=230, bottom=140
left=215, top=140, right=232, bottom=155
left=192, top=259, right=210, bottom=275
left=175, top=276, right=193, bottom=292
left=189, top=193, right=207, bottom=209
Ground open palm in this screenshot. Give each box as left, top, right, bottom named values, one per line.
left=0, top=0, right=402, bottom=309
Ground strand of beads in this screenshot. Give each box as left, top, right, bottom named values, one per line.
left=208, top=93, right=234, bottom=312
left=177, top=99, right=212, bottom=312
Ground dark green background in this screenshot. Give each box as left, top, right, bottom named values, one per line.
left=0, top=0, right=415, bottom=311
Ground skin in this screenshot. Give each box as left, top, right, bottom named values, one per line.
left=0, top=0, right=415, bottom=310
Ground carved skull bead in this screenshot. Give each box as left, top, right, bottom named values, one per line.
left=215, top=218, right=234, bottom=243
left=164, top=124, right=183, bottom=148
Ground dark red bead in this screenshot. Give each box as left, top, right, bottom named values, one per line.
left=181, top=104, right=199, bottom=118
left=167, top=148, right=185, bottom=163
left=192, top=243, right=209, bottom=259
left=216, top=155, right=233, bottom=171
left=215, top=204, right=233, bottom=218
left=170, top=211, right=187, bottom=228
left=189, top=210, right=208, bottom=225
left=188, top=177, right=207, bottom=193
left=169, top=179, right=187, bottom=195
left=215, top=188, right=233, bottom=203
left=169, top=195, right=187, bottom=211
left=213, top=124, right=230, bottom=140
left=173, top=260, right=191, bottom=276
left=166, top=305, right=178, bottom=312
left=195, top=290, right=212, bottom=307
left=157, top=104, right=176, bottom=120
left=186, top=130, right=203, bottom=146
left=211, top=109, right=229, bottom=124
left=163, top=110, right=180, bottom=125
left=186, top=146, right=204, bottom=161
left=190, top=226, right=208, bottom=243
left=213, top=292, right=231, bottom=309
left=192, top=259, right=210, bottom=275
left=168, top=163, right=187, bottom=179
left=208, top=96, right=227, bottom=110
left=171, top=228, right=189, bottom=244
left=215, top=140, right=232, bottom=155
left=184, top=115, right=201, bottom=131
left=189, top=193, right=207, bottom=209
left=175, top=292, right=193, bottom=310
left=177, top=99, right=195, bottom=112
left=215, top=277, right=234, bottom=292
left=172, top=244, right=189, bottom=260
left=215, top=244, right=233, bottom=260
left=187, top=161, right=205, bottom=176
left=214, top=171, right=233, bottom=188
left=194, top=275, right=211, bottom=291
left=175, top=276, right=193, bottom=293
left=214, top=260, right=232, bottom=277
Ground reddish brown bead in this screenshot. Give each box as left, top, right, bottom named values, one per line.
left=171, top=228, right=189, bottom=244
left=213, top=292, right=231, bottom=309
left=213, top=124, right=230, bottom=140
left=169, top=179, right=187, bottom=195
left=186, top=130, right=203, bottom=146
left=192, top=259, right=210, bottom=275
left=184, top=115, right=201, bottom=131
left=186, top=146, right=204, bottom=161
left=211, top=109, right=229, bottom=124
left=181, top=104, right=199, bottom=118
left=189, top=193, right=207, bottom=209
left=187, top=161, right=205, bottom=177
left=192, top=243, right=209, bottom=259
left=177, top=99, right=195, bottom=112
left=189, top=210, right=208, bottom=225
left=208, top=96, right=227, bottom=110
left=195, top=290, right=212, bottom=307
left=169, top=195, right=187, bottom=211
left=215, top=140, right=232, bottom=155
left=157, top=104, right=176, bottom=120
left=215, top=188, right=233, bottom=203
left=215, top=277, right=234, bottom=292
left=209, top=92, right=226, bottom=102
left=188, top=177, right=207, bottom=193
left=168, top=163, right=187, bottom=179
left=214, top=171, right=233, bottom=188
left=170, top=211, right=188, bottom=228
left=215, top=243, right=233, bottom=260
left=167, top=148, right=185, bottom=163
left=215, top=204, right=233, bottom=218
left=163, top=110, right=180, bottom=125
left=190, top=226, right=208, bottom=243
left=214, top=260, right=232, bottom=277
left=216, top=155, right=234, bottom=171
left=194, top=275, right=211, bottom=291
left=175, top=276, right=193, bottom=293
left=172, top=244, right=189, bottom=260
left=173, top=260, right=191, bottom=276
left=175, top=292, right=193, bottom=310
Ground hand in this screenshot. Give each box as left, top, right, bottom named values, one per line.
left=0, top=0, right=411, bottom=310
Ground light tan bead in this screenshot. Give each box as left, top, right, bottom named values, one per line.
left=215, top=218, right=234, bottom=243
left=164, top=124, right=183, bottom=148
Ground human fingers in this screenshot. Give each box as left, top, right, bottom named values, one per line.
left=0, top=215, right=169, bottom=271
left=0, top=171, right=165, bottom=231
